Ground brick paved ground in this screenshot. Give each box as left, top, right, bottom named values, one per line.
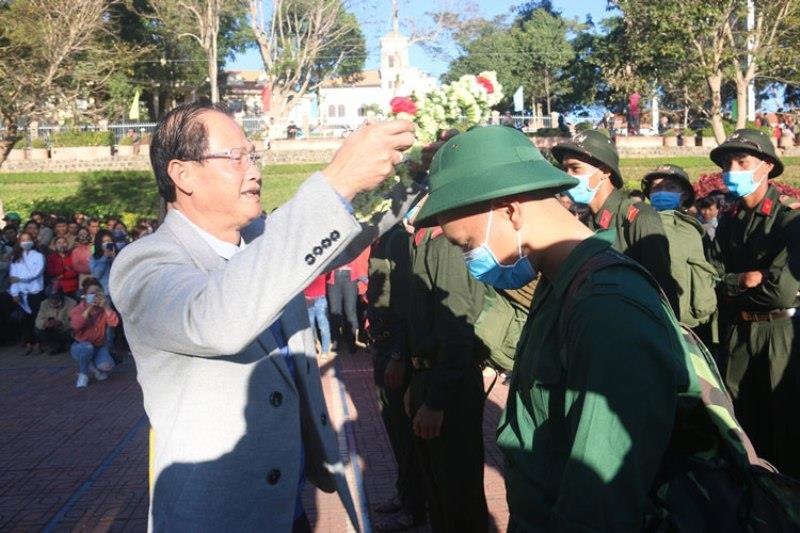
left=0, top=344, right=509, bottom=532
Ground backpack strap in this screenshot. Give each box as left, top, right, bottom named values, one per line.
left=560, top=248, right=650, bottom=331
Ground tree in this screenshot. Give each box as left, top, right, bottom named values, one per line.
left=444, top=7, right=576, bottom=114
left=118, top=0, right=251, bottom=118
left=612, top=0, right=741, bottom=141
left=0, top=0, right=141, bottom=167
left=248, top=0, right=366, bottom=118
left=612, top=0, right=800, bottom=141
left=146, top=0, right=249, bottom=103
left=512, top=10, right=576, bottom=115
left=723, top=0, right=800, bottom=128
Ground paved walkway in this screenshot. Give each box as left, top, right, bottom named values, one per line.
left=0, top=344, right=510, bottom=532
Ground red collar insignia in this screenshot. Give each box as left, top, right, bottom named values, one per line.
left=430, top=227, right=444, bottom=240
left=598, top=210, right=613, bottom=229
left=414, top=229, right=426, bottom=247
left=626, top=206, right=640, bottom=223
left=760, top=198, right=773, bottom=216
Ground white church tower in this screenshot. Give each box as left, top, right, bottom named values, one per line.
left=379, top=0, right=411, bottom=96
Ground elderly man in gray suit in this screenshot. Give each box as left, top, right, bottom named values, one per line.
left=110, top=101, right=419, bottom=532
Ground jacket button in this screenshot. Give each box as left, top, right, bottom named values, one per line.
left=330, top=230, right=340, bottom=241
left=305, top=254, right=315, bottom=266
left=267, top=469, right=281, bottom=485
left=320, top=413, right=328, bottom=426
left=321, top=238, right=332, bottom=249
left=313, top=246, right=323, bottom=256
left=270, top=391, right=283, bottom=407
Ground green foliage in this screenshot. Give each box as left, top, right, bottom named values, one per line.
left=0, top=0, right=143, bottom=135
left=5, top=160, right=800, bottom=223
left=51, top=131, right=114, bottom=147
left=12, top=137, right=47, bottom=149
left=118, top=135, right=134, bottom=146
left=445, top=6, right=583, bottom=113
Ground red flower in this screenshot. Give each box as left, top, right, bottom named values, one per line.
left=390, top=96, right=417, bottom=116
left=476, top=76, right=494, bottom=94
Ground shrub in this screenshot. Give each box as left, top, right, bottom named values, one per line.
left=52, top=130, right=114, bottom=147
left=663, top=128, right=678, bottom=136
left=12, top=137, right=47, bottom=149
left=118, top=135, right=134, bottom=146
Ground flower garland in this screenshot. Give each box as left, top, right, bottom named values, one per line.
left=351, top=71, right=504, bottom=221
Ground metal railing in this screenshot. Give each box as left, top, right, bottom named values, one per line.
left=4, top=113, right=558, bottom=147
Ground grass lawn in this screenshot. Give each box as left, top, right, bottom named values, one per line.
left=1, top=157, right=798, bottom=223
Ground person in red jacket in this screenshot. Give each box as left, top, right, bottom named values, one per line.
left=46, top=236, right=79, bottom=298
left=327, top=247, right=370, bottom=353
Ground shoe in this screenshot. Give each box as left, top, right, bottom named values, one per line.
left=91, top=368, right=108, bottom=381
left=76, top=373, right=89, bottom=388
left=24, top=343, right=33, bottom=355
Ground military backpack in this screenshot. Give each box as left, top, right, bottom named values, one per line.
left=561, top=249, right=800, bottom=532
left=658, top=210, right=719, bottom=328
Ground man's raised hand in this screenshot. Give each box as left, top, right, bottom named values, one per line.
left=323, top=120, right=415, bottom=201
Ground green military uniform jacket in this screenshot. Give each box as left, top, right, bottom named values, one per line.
left=498, top=236, right=689, bottom=531
left=591, top=189, right=678, bottom=311
left=409, top=227, right=487, bottom=410
left=708, top=185, right=800, bottom=316
left=367, top=225, right=413, bottom=357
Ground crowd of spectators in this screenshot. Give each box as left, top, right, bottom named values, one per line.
left=0, top=210, right=158, bottom=388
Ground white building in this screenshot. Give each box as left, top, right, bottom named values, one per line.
left=318, top=14, right=437, bottom=129
left=225, top=6, right=437, bottom=133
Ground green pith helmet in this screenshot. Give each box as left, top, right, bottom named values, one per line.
left=551, top=130, right=623, bottom=188
left=710, top=128, right=784, bottom=178
left=414, top=126, right=578, bottom=228
left=641, top=164, right=695, bottom=208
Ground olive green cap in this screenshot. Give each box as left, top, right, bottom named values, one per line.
left=414, top=126, right=578, bottom=228
left=2, top=212, right=21, bottom=223
left=710, top=128, right=784, bottom=178
left=551, top=130, right=623, bottom=188
left=641, top=164, right=695, bottom=208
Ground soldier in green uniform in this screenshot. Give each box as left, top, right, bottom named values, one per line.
left=552, top=131, right=678, bottom=310
left=414, top=126, right=697, bottom=530
left=367, top=221, right=427, bottom=531
left=640, top=165, right=719, bottom=347
left=707, top=128, right=800, bottom=479
left=406, top=217, right=489, bottom=532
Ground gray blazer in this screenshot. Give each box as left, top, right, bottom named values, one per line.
left=110, top=173, right=420, bottom=532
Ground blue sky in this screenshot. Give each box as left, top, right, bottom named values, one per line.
left=227, top=0, right=612, bottom=78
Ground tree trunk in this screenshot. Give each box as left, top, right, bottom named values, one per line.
left=544, top=71, right=551, bottom=116
left=735, top=77, right=748, bottom=129
left=683, top=86, right=689, bottom=131
left=707, top=73, right=726, bottom=143
left=208, top=45, right=219, bottom=103
left=0, top=120, right=19, bottom=170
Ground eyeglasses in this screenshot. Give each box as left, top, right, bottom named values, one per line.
left=197, top=148, right=263, bottom=169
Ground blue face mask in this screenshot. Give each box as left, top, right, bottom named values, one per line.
left=723, top=161, right=765, bottom=197
left=463, top=210, right=536, bottom=290
left=650, top=191, right=682, bottom=211
left=566, top=172, right=601, bottom=205
left=85, top=293, right=96, bottom=305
